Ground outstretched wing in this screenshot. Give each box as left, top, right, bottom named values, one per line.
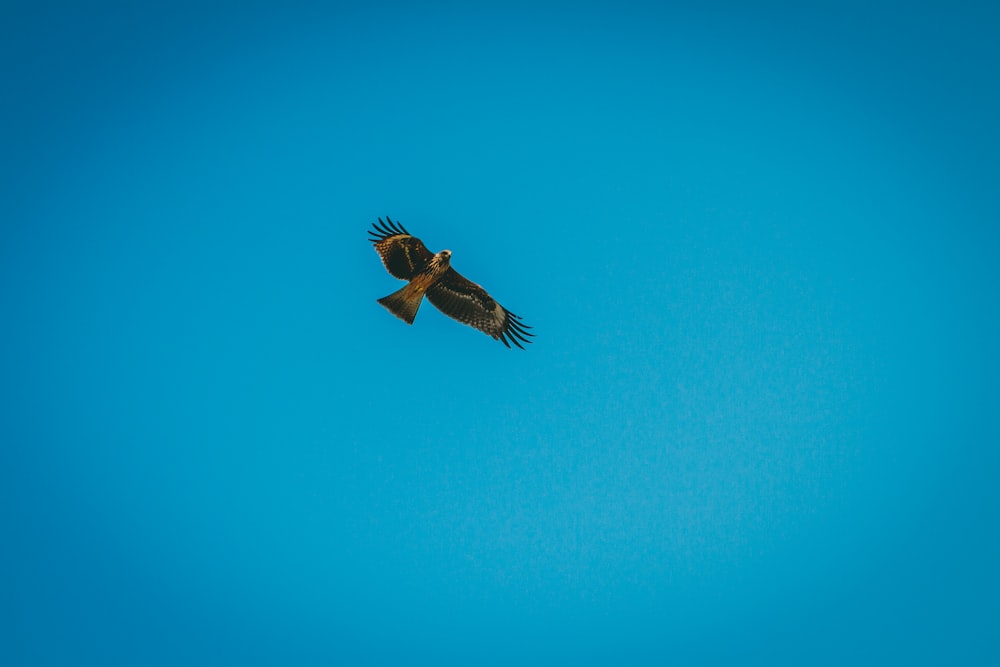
left=426, top=268, right=533, bottom=348
left=369, top=217, right=434, bottom=280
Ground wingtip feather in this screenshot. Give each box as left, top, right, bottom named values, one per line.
left=370, top=216, right=411, bottom=241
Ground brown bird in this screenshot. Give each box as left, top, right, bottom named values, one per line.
left=369, top=217, right=533, bottom=348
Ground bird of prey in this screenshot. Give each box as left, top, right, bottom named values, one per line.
left=369, top=217, right=533, bottom=349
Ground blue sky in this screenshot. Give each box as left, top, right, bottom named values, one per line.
left=3, top=1, right=998, bottom=665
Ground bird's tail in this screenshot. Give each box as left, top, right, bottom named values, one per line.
left=377, top=283, right=425, bottom=324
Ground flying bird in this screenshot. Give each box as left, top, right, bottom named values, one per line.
left=369, top=217, right=533, bottom=349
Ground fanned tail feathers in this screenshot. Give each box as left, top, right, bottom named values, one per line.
left=377, top=283, right=425, bottom=324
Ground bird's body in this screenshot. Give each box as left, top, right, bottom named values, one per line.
left=369, top=217, right=533, bottom=348
left=376, top=249, right=452, bottom=324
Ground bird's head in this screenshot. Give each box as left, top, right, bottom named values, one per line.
left=436, top=249, right=452, bottom=265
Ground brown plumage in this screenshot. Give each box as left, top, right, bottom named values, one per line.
left=369, top=217, right=533, bottom=349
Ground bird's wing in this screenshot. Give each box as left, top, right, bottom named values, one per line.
left=369, top=217, right=434, bottom=280
left=426, top=268, right=533, bottom=348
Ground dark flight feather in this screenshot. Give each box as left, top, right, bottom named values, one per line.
left=369, top=217, right=433, bottom=280
left=426, top=269, right=534, bottom=349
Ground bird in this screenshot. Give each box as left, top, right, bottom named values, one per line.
left=369, top=217, right=533, bottom=349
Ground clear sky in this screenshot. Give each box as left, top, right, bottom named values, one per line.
left=3, top=1, right=998, bottom=665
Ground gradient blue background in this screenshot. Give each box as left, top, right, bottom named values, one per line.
left=3, top=1, right=998, bottom=664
